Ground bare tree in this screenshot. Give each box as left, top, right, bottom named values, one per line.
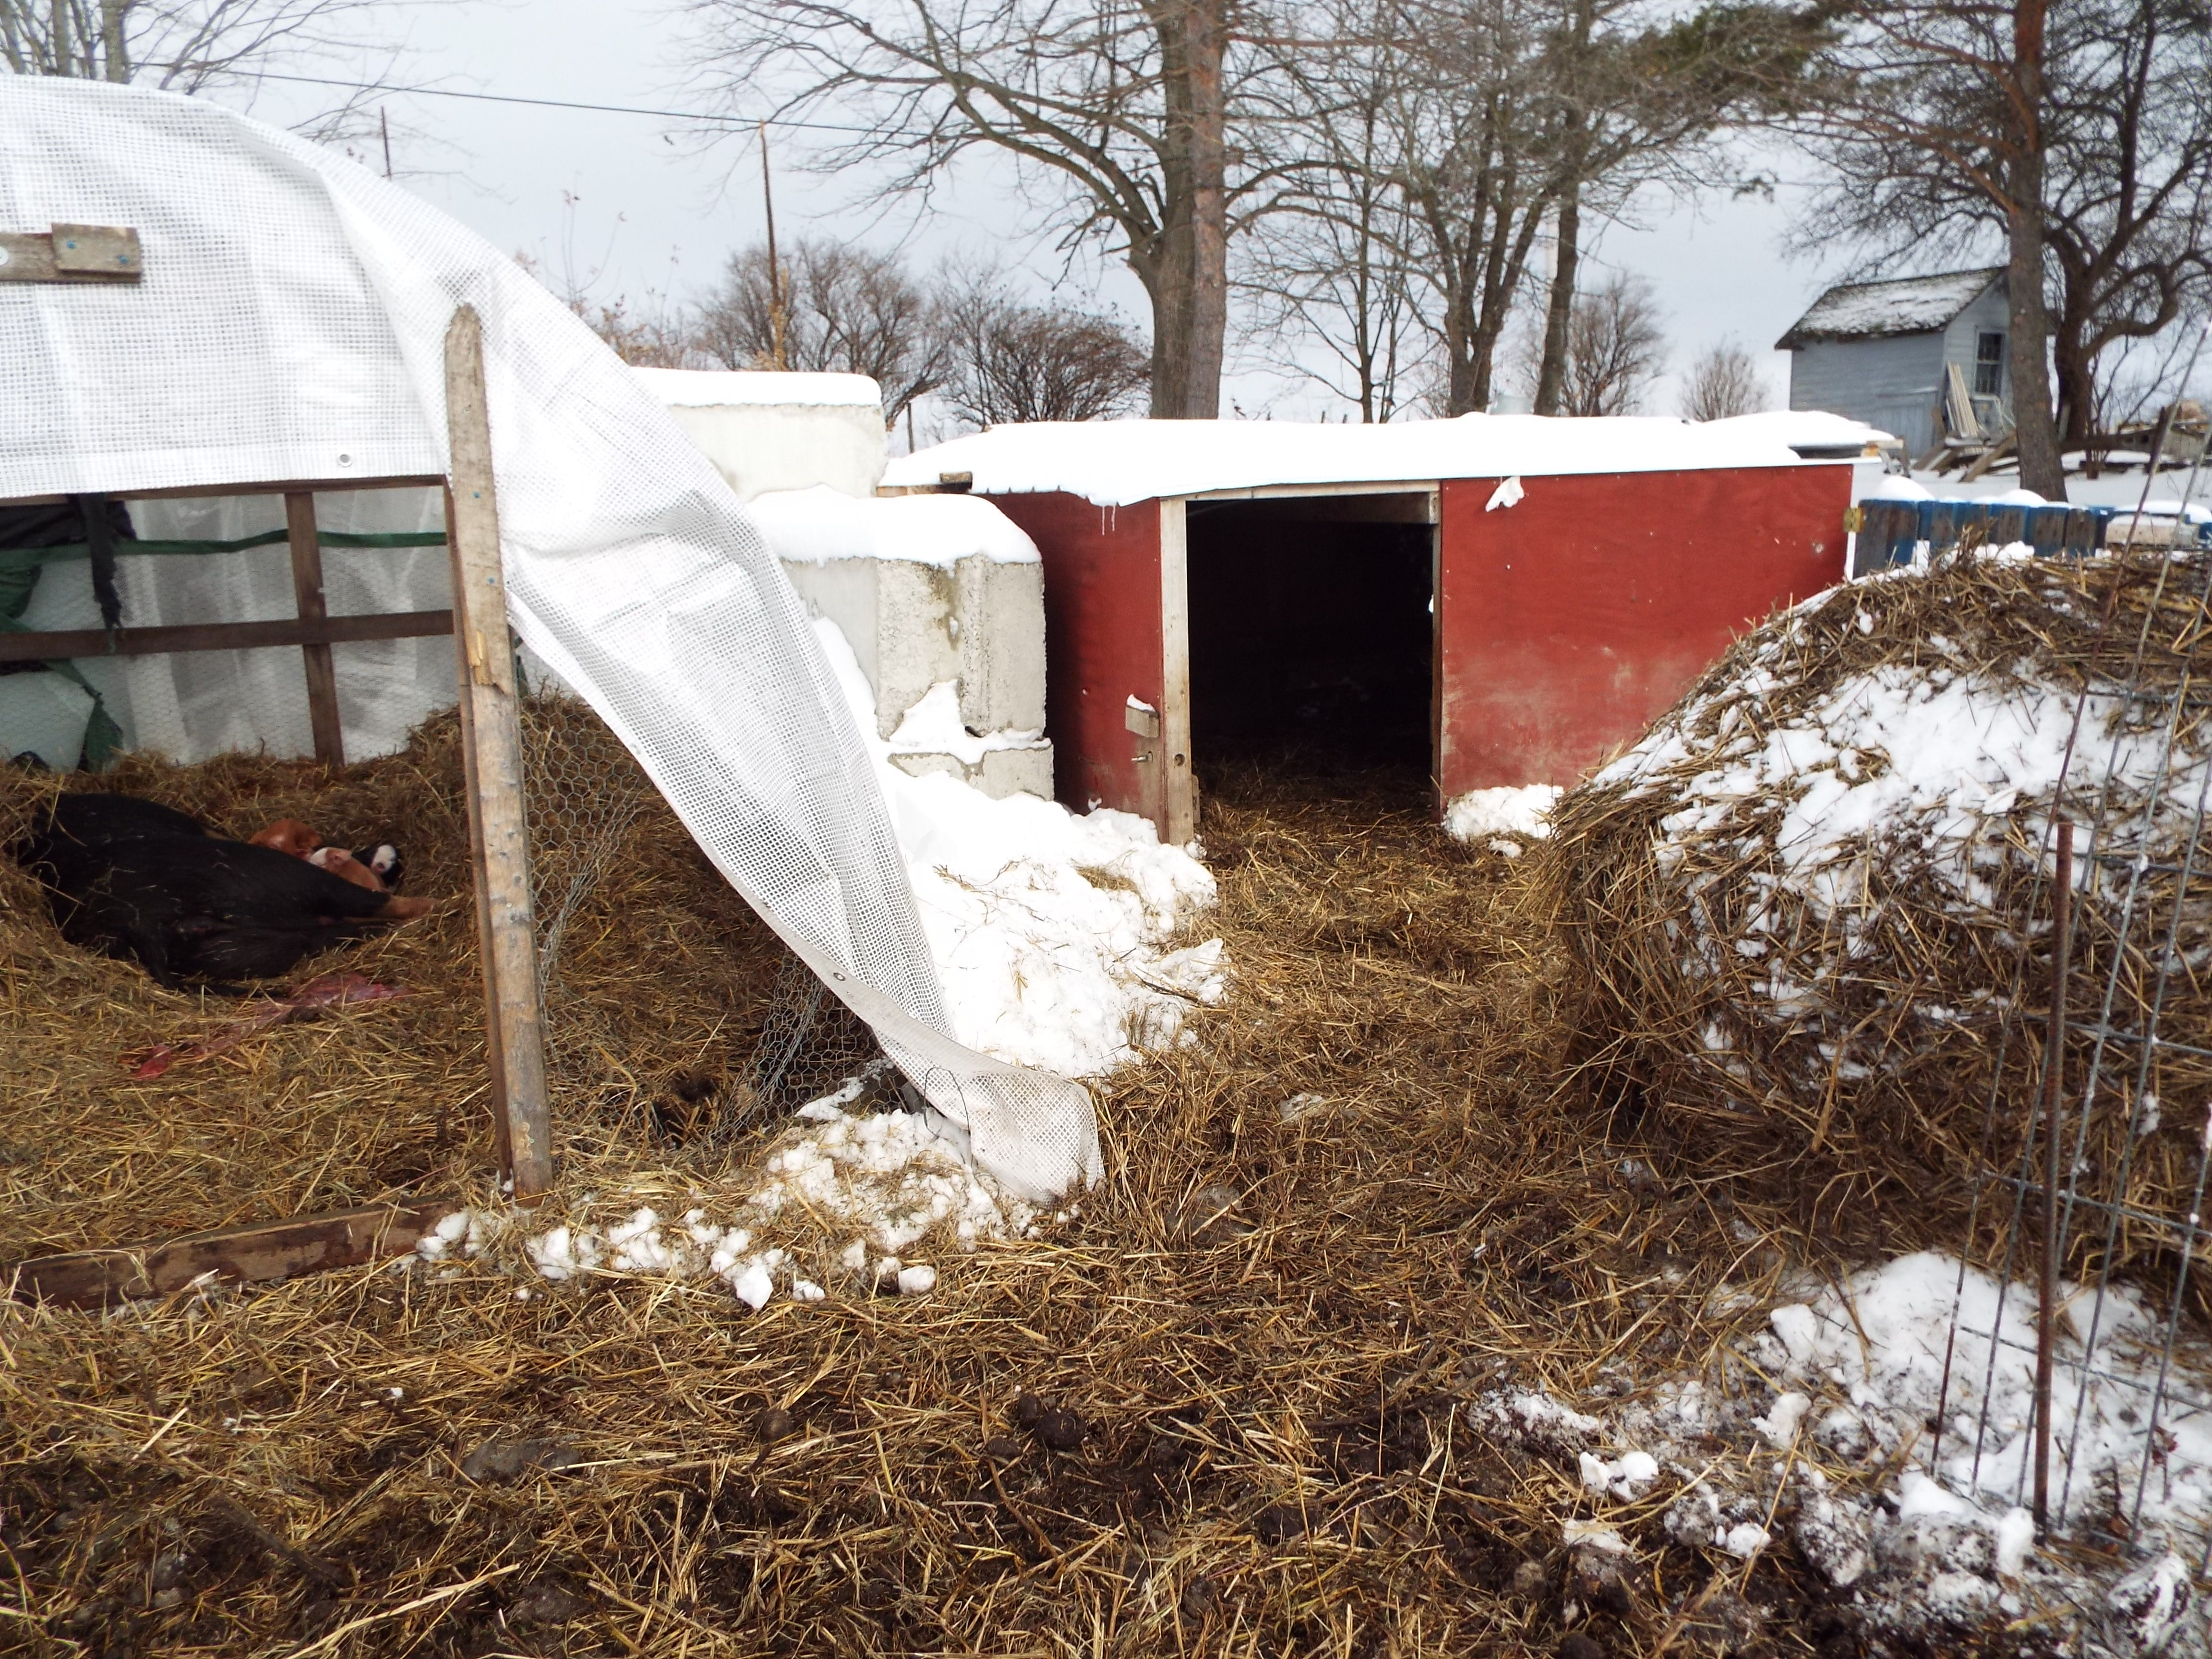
left=577, top=295, right=697, bottom=370
left=0, top=0, right=404, bottom=139
left=1554, top=269, right=1663, bottom=415
left=1788, top=0, right=2212, bottom=461
left=695, top=240, right=948, bottom=425
left=1259, top=0, right=1802, bottom=420
left=937, top=271, right=1150, bottom=427
left=1524, top=1, right=1830, bottom=411
left=683, top=0, right=1297, bottom=420
left=1780, top=0, right=2069, bottom=491
left=1240, top=35, right=1420, bottom=422
left=1680, top=338, right=1765, bottom=420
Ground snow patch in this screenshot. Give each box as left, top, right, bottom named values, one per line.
left=815, top=614, right=1221, bottom=1078
left=1443, top=784, right=1561, bottom=854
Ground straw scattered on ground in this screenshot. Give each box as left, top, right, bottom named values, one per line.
left=0, top=756, right=1956, bottom=1659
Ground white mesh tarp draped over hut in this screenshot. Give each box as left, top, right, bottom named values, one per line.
left=0, top=76, right=1097, bottom=1202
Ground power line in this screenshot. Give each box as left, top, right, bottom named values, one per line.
left=222, top=69, right=879, bottom=136
left=221, top=68, right=1844, bottom=186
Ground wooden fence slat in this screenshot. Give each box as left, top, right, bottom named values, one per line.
left=443, top=304, right=553, bottom=1202
left=286, top=491, right=347, bottom=767
left=0, top=609, right=453, bottom=664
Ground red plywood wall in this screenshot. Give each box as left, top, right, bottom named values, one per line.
left=1436, top=465, right=1850, bottom=798
left=979, top=491, right=1164, bottom=821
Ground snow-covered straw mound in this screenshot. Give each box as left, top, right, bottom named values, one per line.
left=1544, top=552, right=2212, bottom=1249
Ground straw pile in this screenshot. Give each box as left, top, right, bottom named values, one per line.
left=1544, top=550, right=2212, bottom=1266
left=0, top=763, right=1887, bottom=1659
left=0, top=698, right=789, bottom=1262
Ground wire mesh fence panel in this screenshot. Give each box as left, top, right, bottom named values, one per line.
left=516, top=687, right=902, bottom=1152
left=1933, top=547, right=2212, bottom=1559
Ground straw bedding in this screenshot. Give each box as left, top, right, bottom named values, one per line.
left=0, top=700, right=789, bottom=1263
left=1543, top=551, right=2212, bottom=1273
left=0, top=758, right=1910, bottom=1659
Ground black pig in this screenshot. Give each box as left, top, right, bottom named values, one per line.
left=15, top=792, right=432, bottom=991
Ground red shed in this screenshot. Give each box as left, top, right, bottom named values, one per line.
left=881, top=416, right=1855, bottom=843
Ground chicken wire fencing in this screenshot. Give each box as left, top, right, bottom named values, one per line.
left=1916, top=530, right=2212, bottom=1566
left=515, top=685, right=900, bottom=1147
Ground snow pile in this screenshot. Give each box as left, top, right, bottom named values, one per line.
left=1443, top=783, right=1561, bottom=855
left=1497, top=1253, right=2212, bottom=1652
left=1862, top=473, right=1934, bottom=502
left=747, top=484, right=1041, bottom=567
left=414, top=1083, right=1046, bottom=1310
left=815, top=615, right=1222, bottom=1078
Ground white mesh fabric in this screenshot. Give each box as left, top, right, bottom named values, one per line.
left=22, top=489, right=457, bottom=763
left=0, top=77, right=1097, bottom=1203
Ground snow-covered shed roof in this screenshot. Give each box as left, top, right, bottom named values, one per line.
left=1775, top=268, right=2003, bottom=349
left=882, top=415, right=1814, bottom=509
left=631, top=367, right=882, bottom=409
left=1703, top=410, right=1899, bottom=456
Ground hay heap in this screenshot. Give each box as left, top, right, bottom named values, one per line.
left=1545, top=550, right=2212, bottom=1263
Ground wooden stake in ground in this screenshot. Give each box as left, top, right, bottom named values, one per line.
left=2035, top=818, right=2074, bottom=1535
left=443, top=304, right=553, bottom=1202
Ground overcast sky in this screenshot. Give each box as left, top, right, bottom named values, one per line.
left=234, top=0, right=1861, bottom=435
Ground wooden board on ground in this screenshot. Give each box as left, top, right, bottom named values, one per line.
left=4, top=1200, right=459, bottom=1309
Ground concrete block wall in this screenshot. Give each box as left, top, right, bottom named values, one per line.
left=632, top=368, right=888, bottom=501
left=745, top=489, right=1054, bottom=801
left=635, top=373, right=1055, bottom=802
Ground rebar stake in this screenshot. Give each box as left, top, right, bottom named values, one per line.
left=2035, top=820, right=2075, bottom=1536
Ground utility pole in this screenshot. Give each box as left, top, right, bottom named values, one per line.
left=759, top=121, right=788, bottom=371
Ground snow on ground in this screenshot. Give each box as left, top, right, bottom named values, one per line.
left=418, top=1073, right=1048, bottom=1310
left=813, top=613, right=1223, bottom=1077
left=1479, top=1252, right=2212, bottom=1653
left=1443, top=784, right=1561, bottom=856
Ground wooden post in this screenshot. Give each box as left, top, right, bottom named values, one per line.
left=443, top=305, right=553, bottom=1202
left=1157, top=496, right=1196, bottom=847
left=284, top=492, right=346, bottom=767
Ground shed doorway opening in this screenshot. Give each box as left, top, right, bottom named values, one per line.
left=1184, top=493, right=1436, bottom=797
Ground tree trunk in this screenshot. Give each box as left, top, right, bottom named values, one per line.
left=2008, top=0, right=2064, bottom=496
left=2051, top=310, right=2097, bottom=452
left=1534, top=179, right=1580, bottom=416
left=1443, top=281, right=1479, bottom=415
left=100, top=0, right=128, bottom=79
left=1142, top=0, right=1228, bottom=419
